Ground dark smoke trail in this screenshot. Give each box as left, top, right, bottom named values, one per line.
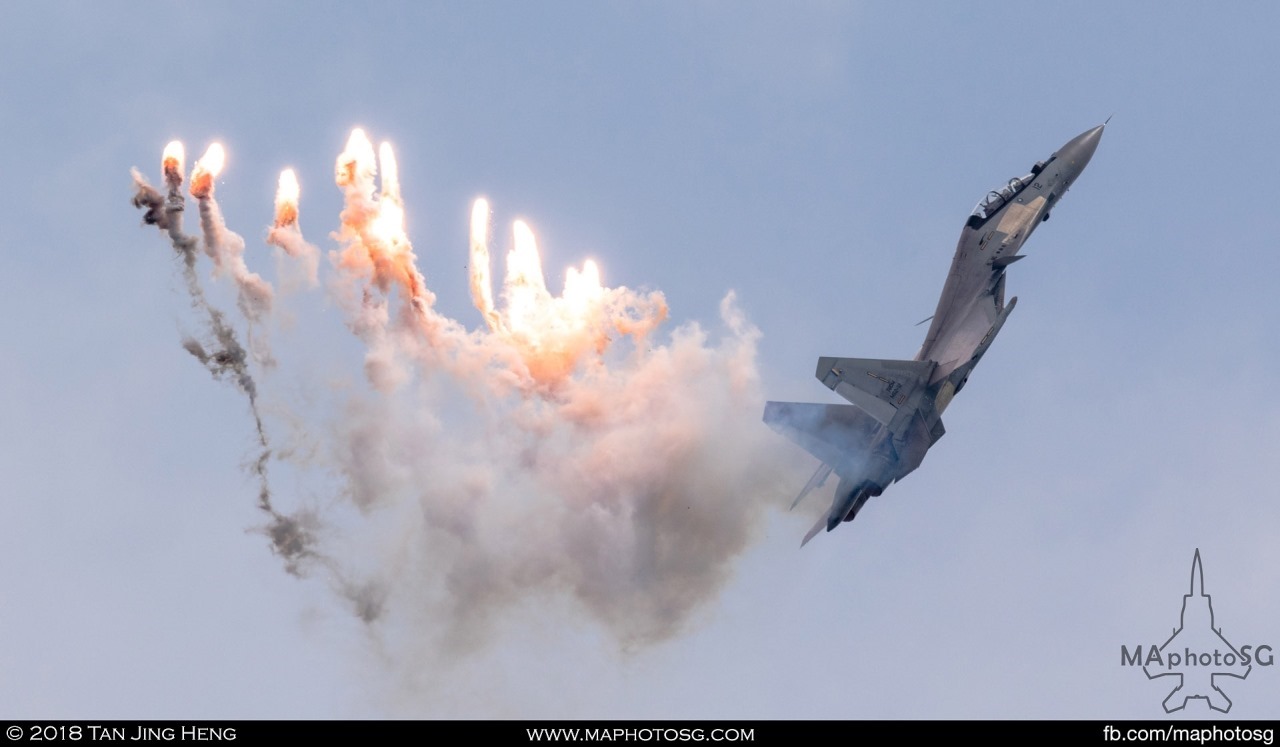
left=131, top=168, right=314, bottom=573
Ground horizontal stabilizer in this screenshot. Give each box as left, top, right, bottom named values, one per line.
left=814, top=357, right=935, bottom=426
left=763, top=402, right=882, bottom=480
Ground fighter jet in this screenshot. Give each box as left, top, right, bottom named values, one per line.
left=764, top=123, right=1104, bottom=545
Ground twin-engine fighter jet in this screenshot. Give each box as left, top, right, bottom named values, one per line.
left=764, top=124, right=1104, bottom=545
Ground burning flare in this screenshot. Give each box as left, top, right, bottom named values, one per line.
left=507, top=221, right=548, bottom=294
left=190, top=143, right=225, bottom=199
left=378, top=141, right=400, bottom=203
left=332, top=129, right=433, bottom=323
left=563, top=260, right=603, bottom=317
left=266, top=168, right=319, bottom=285
left=274, top=169, right=300, bottom=228
left=468, top=198, right=499, bottom=331
left=335, top=128, right=376, bottom=188
left=162, top=141, right=185, bottom=185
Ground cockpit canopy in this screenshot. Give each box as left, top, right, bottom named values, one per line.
left=970, top=173, right=1036, bottom=221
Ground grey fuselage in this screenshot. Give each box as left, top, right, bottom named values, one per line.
left=918, top=124, right=1105, bottom=398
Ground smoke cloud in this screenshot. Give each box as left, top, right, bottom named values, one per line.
left=130, top=130, right=790, bottom=660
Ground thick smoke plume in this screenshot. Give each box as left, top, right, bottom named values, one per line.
left=130, top=130, right=789, bottom=656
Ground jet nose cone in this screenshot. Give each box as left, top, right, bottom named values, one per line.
left=1057, top=124, right=1105, bottom=171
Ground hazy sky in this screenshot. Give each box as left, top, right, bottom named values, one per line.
left=3, top=1, right=1278, bottom=719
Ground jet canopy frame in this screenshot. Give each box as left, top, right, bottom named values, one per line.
left=966, top=172, right=1036, bottom=228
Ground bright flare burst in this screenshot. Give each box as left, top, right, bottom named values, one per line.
left=377, top=141, right=400, bottom=202
left=266, top=168, right=319, bottom=285
left=162, top=141, right=184, bottom=184
left=468, top=198, right=499, bottom=331
left=335, top=128, right=376, bottom=188
left=332, top=131, right=429, bottom=307
left=189, top=142, right=225, bottom=199
left=274, top=169, right=300, bottom=228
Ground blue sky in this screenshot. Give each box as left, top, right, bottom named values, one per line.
left=2, top=1, right=1278, bottom=719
